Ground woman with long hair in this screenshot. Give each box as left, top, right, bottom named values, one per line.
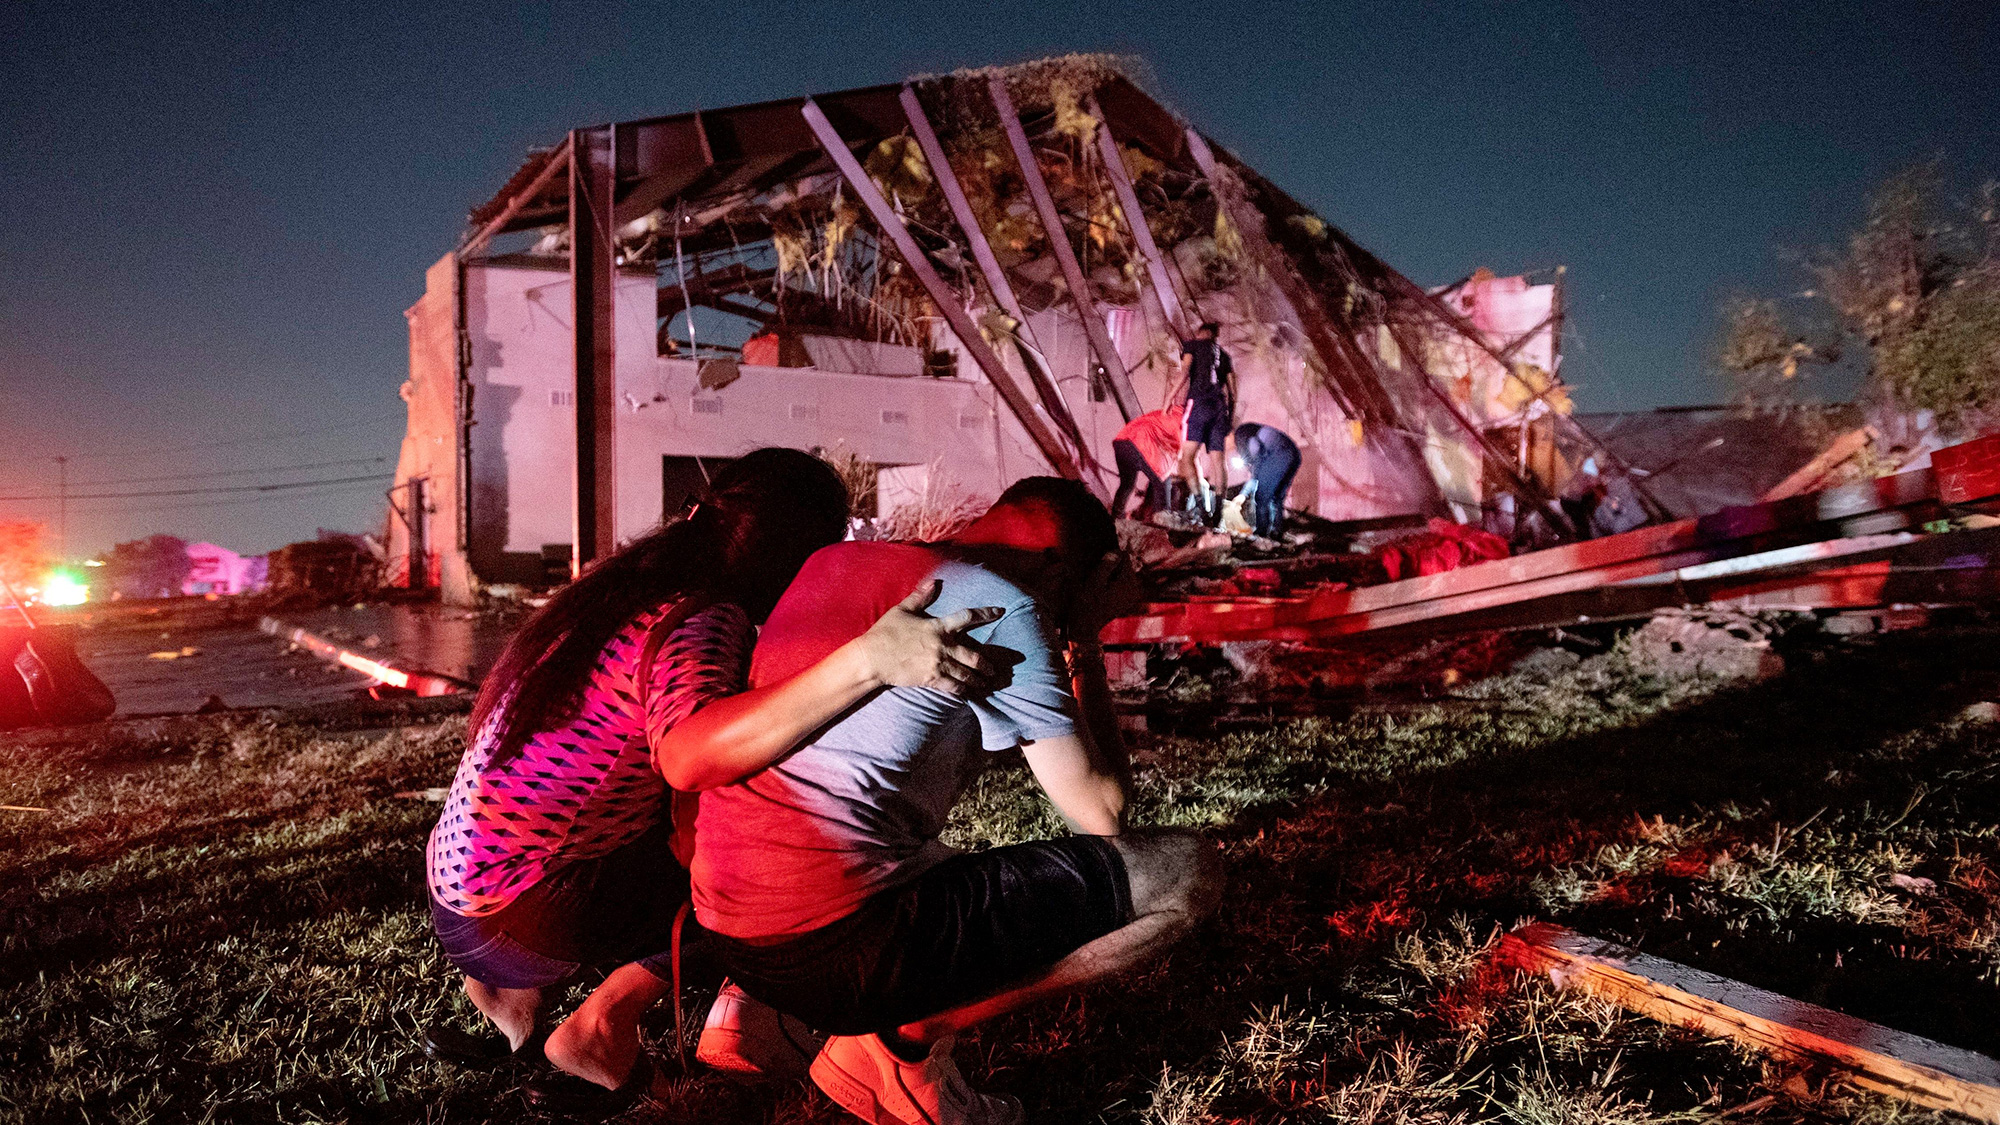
left=423, top=448, right=997, bottom=1110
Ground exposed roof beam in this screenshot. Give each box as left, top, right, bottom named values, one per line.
left=461, top=138, right=572, bottom=259
left=1090, top=91, right=1191, bottom=342
left=900, top=84, right=1094, bottom=474
left=657, top=263, right=781, bottom=317
left=801, top=97, right=1082, bottom=482
left=988, top=75, right=1139, bottom=421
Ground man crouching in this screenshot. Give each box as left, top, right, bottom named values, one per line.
left=689, top=477, right=1221, bottom=1124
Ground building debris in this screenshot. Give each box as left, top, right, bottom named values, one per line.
left=257, top=616, right=471, bottom=697
left=1497, top=923, right=2000, bottom=1123
left=1104, top=438, right=2000, bottom=649
left=394, top=55, right=1646, bottom=602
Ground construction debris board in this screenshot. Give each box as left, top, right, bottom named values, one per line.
left=1498, top=924, right=2000, bottom=1123
left=392, top=56, right=1620, bottom=602
left=1102, top=447, right=2000, bottom=647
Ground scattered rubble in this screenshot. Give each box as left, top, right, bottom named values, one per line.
left=1623, top=609, right=1786, bottom=683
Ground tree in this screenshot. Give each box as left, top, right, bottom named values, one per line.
left=1720, top=165, right=2000, bottom=436
left=0, top=521, right=48, bottom=595
left=102, top=535, right=191, bottom=600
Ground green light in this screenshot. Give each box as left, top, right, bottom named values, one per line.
left=42, top=570, right=88, bottom=607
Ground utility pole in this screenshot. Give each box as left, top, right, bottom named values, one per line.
left=53, top=456, right=67, bottom=561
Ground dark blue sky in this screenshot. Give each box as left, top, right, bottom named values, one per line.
left=2, top=0, right=1992, bottom=556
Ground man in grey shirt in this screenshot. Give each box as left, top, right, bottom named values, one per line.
left=691, top=478, right=1220, bottom=1125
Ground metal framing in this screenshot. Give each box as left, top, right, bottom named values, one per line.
left=987, top=76, right=1140, bottom=421
left=570, top=125, right=618, bottom=571
left=1089, top=93, right=1190, bottom=343
left=800, top=98, right=1082, bottom=480
left=897, top=85, right=1093, bottom=473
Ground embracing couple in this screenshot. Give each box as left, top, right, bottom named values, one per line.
left=422, top=448, right=1220, bottom=1123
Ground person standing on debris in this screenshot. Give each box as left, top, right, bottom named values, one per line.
left=1176, top=322, right=1236, bottom=526
left=691, top=478, right=1221, bottom=1125
left=1110, top=403, right=1186, bottom=521
left=421, top=448, right=1003, bottom=1117
left=1231, top=422, right=1301, bottom=540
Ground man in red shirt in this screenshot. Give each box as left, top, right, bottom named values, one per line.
left=694, top=479, right=1222, bottom=1125
left=1110, top=404, right=1186, bottom=521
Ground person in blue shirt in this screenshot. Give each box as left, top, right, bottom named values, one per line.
left=1231, top=422, right=1301, bottom=540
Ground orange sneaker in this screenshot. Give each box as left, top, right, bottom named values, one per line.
left=809, top=1033, right=1024, bottom=1125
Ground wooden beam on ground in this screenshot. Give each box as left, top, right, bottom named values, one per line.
left=1497, top=923, right=2000, bottom=1123
left=570, top=125, right=618, bottom=572
left=258, top=617, right=473, bottom=697
left=799, top=98, right=1081, bottom=480
left=989, top=75, right=1141, bottom=421
left=900, top=85, right=1094, bottom=472
left=1090, top=93, right=1190, bottom=342
left=1762, top=427, right=1880, bottom=502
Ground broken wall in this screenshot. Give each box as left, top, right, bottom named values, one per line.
left=392, top=254, right=471, bottom=603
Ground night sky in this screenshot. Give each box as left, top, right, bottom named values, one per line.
left=2, top=1, right=1992, bottom=558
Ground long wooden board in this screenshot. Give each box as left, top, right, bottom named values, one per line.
left=1497, top=924, right=2000, bottom=1123
left=257, top=617, right=471, bottom=697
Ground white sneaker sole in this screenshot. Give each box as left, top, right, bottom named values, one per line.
left=697, top=1027, right=816, bottom=1082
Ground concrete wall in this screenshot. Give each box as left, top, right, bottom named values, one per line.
left=442, top=253, right=1445, bottom=593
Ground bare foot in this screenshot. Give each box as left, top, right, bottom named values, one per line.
left=541, top=963, right=672, bottom=1090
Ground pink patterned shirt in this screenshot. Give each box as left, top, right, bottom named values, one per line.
left=425, top=600, right=750, bottom=916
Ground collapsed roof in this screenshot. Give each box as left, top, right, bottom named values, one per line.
left=461, top=54, right=1658, bottom=536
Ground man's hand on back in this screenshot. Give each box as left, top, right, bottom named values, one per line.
left=851, top=580, right=1003, bottom=697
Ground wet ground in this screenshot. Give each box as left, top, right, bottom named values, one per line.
left=51, top=599, right=517, bottom=716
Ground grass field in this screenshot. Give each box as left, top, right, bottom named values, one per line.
left=3, top=621, right=1998, bottom=1124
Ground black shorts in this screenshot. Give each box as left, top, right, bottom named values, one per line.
left=1184, top=396, right=1231, bottom=452
left=710, top=836, right=1133, bottom=1035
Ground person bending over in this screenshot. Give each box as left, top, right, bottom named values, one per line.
left=691, top=478, right=1223, bottom=1125
left=423, top=448, right=1001, bottom=1115
left=1110, top=403, right=1185, bottom=521
left=1175, top=322, right=1235, bottom=527
left=1232, top=421, right=1301, bottom=540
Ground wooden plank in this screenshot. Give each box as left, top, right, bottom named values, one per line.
left=1497, top=923, right=2000, bottom=1123
left=900, top=85, right=1092, bottom=470
left=257, top=617, right=471, bottom=697
left=1089, top=92, right=1189, bottom=341
left=799, top=99, right=1081, bottom=480
left=988, top=75, right=1141, bottom=421
left=1762, top=427, right=1877, bottom=501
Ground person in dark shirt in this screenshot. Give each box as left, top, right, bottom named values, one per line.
left=1231, top=422, right=1301, bottom=540
left=1175, top=323, right=1235, bottom=527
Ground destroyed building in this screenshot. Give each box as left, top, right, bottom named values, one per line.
left=393, top=55, right=1634, bottom=603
